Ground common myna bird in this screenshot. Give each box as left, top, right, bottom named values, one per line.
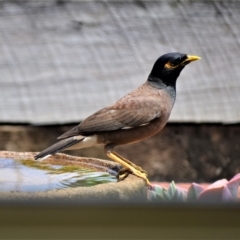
left=35, top=52, right=200, bottom=186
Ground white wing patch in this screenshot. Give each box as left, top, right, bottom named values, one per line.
left=121, top=122, right=150, bottom=130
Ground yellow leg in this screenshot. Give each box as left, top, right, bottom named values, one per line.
left=113, top=151, right=148, bottom=175
left=105, top=147, right=151, bottom=186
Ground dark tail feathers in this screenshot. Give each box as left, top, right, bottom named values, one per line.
left=34, top=137, right=82, bottom=160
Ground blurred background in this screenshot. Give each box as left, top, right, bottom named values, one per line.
left=1, top=0, right=240, bottom=183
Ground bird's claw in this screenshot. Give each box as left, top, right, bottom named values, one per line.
left=117, top=167, right=150, bottom=186
left=117, top=168, right=131, bottom=181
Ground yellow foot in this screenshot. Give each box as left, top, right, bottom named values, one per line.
left=131, top=168, right=152, bottom=187
left=117, top=167, right=151, bottom=187
left=104, top=145, right=152, bottom=187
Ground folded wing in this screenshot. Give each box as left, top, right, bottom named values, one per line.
left=58, top=97, right=161, bottom=139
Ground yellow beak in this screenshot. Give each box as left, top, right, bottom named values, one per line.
left=186, top=55, right=201, bottom=62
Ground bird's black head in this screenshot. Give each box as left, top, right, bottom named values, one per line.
left=148, top=52, right=200, bottom=88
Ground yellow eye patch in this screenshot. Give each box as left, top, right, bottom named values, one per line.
left=164, top=61, right=178, bottom=69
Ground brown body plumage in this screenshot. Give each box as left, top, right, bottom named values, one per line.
left=95, top=83, right=174, bottom=145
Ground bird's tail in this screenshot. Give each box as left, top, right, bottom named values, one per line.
left=34, top=137, right=83, bottom=160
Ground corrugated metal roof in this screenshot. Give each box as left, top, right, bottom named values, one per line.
left=1, top=0, right=240, bottom=124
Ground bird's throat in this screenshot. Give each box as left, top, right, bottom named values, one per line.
left=147, top=76, right=176, bottom=90
left=147, top=76, right=176, bottom=103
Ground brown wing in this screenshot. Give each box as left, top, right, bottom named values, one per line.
left=58, top=97, right=161, bottom=139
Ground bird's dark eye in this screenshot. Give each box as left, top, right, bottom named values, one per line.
left=169, top=62, right=175, bottom=66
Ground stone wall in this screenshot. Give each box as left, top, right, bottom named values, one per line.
left=1, top=124, right=239, bottom=182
